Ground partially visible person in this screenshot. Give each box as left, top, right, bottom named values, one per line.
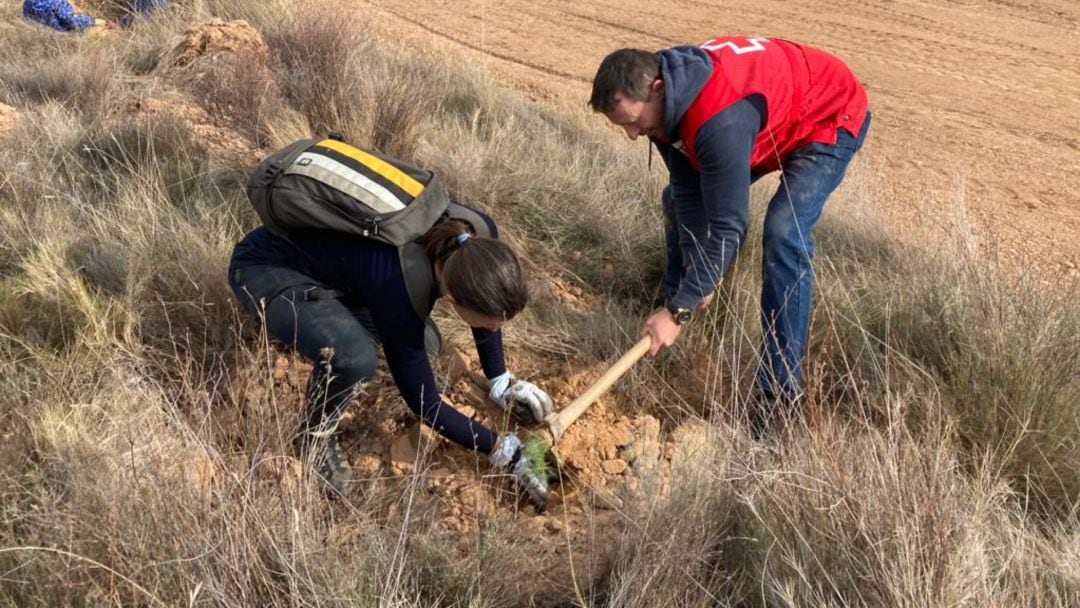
left=120, top=0, right=168, bottom=28
left=590, top=36, right=869, bottom=433
left=22, top=0, right=99, bottom=33
left=229, top=137, right=553, bottom=504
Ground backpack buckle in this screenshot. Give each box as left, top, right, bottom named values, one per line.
left=360, top=218, right=380, bottom=237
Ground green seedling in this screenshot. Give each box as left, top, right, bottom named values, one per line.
left=522, top=431, right=555, bottom=482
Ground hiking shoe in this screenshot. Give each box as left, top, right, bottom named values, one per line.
left=299, top=433, right=353, bottom=495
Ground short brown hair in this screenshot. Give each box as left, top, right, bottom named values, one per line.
left=589, top=48, right=661, bottom=112
left=423, top=220, right=528, bottom=320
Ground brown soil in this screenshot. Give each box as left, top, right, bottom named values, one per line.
left=172, top=18, right=270, bottom=68
left=119, top=90, right=262, bottom=163
left=259, top=332, right=673, bottom=599
left=361, top=0, right=1080, bottom=284
left=123, top=19, right=269, bottom=164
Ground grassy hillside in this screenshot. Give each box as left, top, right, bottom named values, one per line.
left=1, top=1, right=1078, bottom=605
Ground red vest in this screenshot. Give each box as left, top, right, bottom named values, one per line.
left=678, top=37, right=868, bottom=173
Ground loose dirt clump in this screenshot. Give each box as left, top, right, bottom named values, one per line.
left=166, top=18, right=282, bottom=146
left=544, top=273, right=596, bottom=312
left=0, top=102, right=17, bottom=137
left=172, top=18, right=269, bottom=68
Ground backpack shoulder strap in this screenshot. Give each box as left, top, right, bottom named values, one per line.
left=399, top=240, right=436, bottom=320
left=446, top=202, right=493, bottom=238
left=397, top=202, right=497, bottom=320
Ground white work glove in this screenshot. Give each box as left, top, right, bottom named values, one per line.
left=489, top=432, right=549, bottom=506
left=488, top=371, right=554, bottom=424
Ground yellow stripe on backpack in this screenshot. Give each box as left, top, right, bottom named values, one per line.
left=316, top=139, right=424, bottom=198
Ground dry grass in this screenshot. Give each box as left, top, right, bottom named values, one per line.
left=1, top=1, right=1079, bottom=606
left=179, top=48, right=283, bottom=146
left=0, top=41, right=116, bottom=120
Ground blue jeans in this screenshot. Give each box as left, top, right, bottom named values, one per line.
left=757, top=113, right=871, bottom=399
left=661, top=113, right=870, bottom=401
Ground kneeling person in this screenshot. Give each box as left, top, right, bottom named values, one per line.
left=228, top=136, right=552, bottom=503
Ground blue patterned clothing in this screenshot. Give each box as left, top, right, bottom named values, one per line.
left=22, top=0, right=94, bottom=33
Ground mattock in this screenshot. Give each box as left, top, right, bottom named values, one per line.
left=462, top=337, right=652, bottom=507
left=540, top=335, right=652, bottom=458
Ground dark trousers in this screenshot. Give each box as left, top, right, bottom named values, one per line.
left=229, top=263, right=380, bottom=435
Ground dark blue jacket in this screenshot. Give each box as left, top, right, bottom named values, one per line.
left=230, top=213, right=507, bottom=453
left=122, top=0, right=168, bottom=27
left=653, top=46, right=764, bottom=310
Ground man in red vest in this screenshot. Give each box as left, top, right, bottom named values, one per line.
left=590, top=36, right=870, bottom=433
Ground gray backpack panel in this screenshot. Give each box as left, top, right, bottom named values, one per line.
left=246, top=137, right=491, bottom=318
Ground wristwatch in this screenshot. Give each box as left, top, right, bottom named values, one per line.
left=665, top=301, right=692, bottom=325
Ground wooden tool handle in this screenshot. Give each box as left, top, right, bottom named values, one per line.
left=544, top=336, right=652, bottom=441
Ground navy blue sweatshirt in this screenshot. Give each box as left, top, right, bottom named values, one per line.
left=230, top=214, right=506, bottom=454
left=653, top=46, right=765, bottom=310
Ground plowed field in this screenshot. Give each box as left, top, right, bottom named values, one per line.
left=366, top=0, right=1080, bottom=281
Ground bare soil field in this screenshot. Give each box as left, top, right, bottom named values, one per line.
left=364, top=0, right=1080, bottom=282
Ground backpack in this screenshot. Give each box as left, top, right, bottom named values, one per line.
left=246, top=135, right=491, bottom=318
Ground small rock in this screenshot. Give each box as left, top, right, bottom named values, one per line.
left=389, top=423, right=442, bottom=473
left=389, top=431, right=419, bottom=471
left=442, top=348, right=470, bottom=382
left=272, top=355, right=289, bottom=382
left=603, top=444, right=618, bottom=460
left=353, top=454, right=382, bottom=478
left=545, top=518, right=564, bottom=533
left=0, top=102, right=17, bottom=136
left=456, top=402, right=477, bottom=419
left=602, top=459, right=628, bottom=475
left=611, top=423, right=633, bottom=446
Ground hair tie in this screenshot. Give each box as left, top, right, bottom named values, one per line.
left=455, top=233, right=472, bottom=246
